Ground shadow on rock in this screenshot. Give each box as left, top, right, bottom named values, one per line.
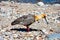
left=10, top=28, right=40, bottom=32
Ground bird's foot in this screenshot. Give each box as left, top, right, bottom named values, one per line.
left=27, top=27, right=30, bottom=32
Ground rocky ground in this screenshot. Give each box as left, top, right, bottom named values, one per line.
left=0, top=1, right=60, bottom=40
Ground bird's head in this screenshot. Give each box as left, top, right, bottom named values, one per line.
left=34, top=14, right=46, bottom=21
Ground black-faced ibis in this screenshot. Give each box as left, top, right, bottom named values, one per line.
left=11, top=14, right=48, bottom=32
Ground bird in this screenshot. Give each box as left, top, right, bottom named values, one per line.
left=11, top=14, right=48, bottom=32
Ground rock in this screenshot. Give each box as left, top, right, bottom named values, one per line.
left=0, top=36, right=4, bottom=40
left=37, top=2, right=44, bottom=6
left=56, top=17, right=60, bottom=21
left=55, top=16, right=60, bottom=23
left=47, top=33, right=60, bottom=40
left=53, top=4, right=60, bottom=6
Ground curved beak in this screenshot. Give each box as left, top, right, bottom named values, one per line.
left=44, top=17, right=48, bottom=24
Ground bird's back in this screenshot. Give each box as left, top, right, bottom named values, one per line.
left=11, top=14, right=35, bottom=26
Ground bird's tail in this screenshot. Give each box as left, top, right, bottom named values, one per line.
left=11, top=20, right=20, bottom=25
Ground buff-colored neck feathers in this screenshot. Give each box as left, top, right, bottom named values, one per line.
left=34, top=14, right=46, bottom=21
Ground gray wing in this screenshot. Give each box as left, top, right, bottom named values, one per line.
left=11, top=14, right=35, bottom=25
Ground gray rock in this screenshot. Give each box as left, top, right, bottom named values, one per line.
left=0, top=36, right=4, bottom=40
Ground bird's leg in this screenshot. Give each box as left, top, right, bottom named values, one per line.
left=26, top=26, right=30, bottom=32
